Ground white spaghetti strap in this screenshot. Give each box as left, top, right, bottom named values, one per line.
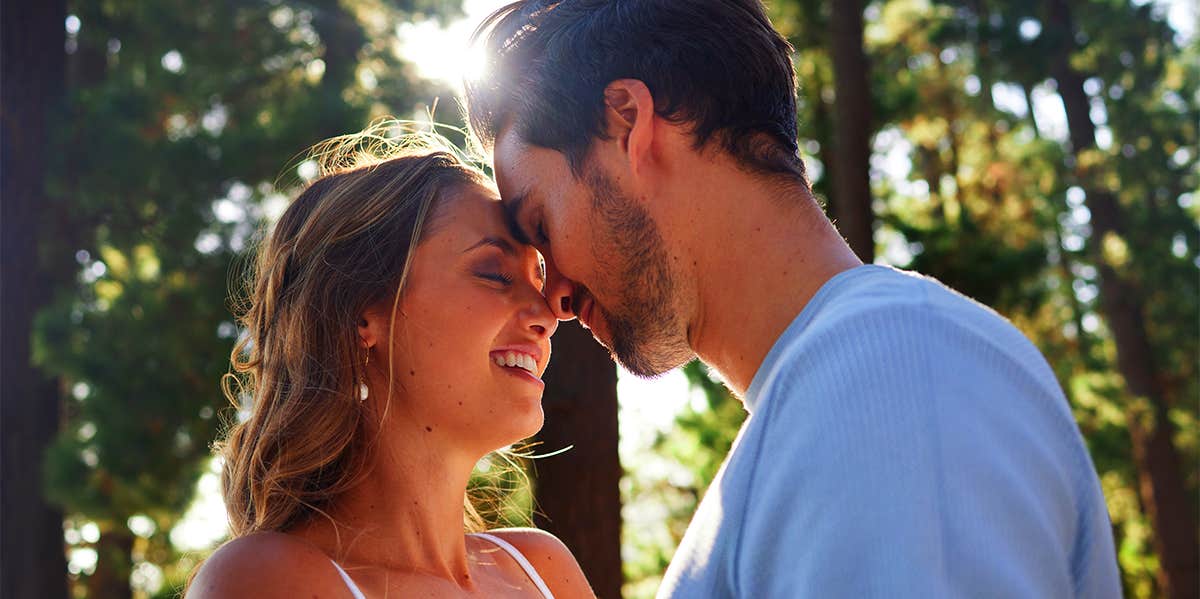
left=330, top=560, right=367, bottom=599
left=472, top=532, right=556, bottom=599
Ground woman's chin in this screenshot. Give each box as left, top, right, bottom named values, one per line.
left=482, top=412, right=544, bottom=456
left=513, top=407, right=545, bottom=442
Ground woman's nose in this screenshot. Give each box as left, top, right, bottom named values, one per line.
left=542, top=258, right=577, bottom=321
left=524, top=292, right=559, bottom=338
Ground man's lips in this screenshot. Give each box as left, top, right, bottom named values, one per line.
left=577, top=296, right=596, bottom=330
left=574, top=295, right=612, bottom=347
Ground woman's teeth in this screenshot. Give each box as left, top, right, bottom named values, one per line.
left=494, top=351, right=537, bottom=375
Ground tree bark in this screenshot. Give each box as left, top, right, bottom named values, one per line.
left=830, top=0, right=875, bottom=262
left=533, top=322, right=622, bottom=599
left=1046, top=1, right=1199, bottom=597
left=84, top=528, right=135, bottom=599
left=310, top=0, right=368, bottom=141
left=1, top=1, right=70, bottom=598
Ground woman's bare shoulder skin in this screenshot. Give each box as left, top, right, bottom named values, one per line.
left=487, top=528, right=597, bottom=599
left=187, top=531, right=354, bottom=599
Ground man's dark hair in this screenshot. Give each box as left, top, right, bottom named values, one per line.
left=465, top=0, right=806, bottom=183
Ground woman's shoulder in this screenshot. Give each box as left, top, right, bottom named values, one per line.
left=188, top=531, right=351, bottom=598
left=484, top=528, right=596, bottom=598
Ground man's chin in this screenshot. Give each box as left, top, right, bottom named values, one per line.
left=580, top=301, right=692, bottom=376
left=610, top=330, right=694, bottom=378
left=579, top=312, right=615, bottom=352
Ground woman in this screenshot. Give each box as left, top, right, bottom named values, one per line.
left=188, top=132, right=594, bottom=598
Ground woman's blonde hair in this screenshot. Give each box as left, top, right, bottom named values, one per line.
left=219, top=122, right=491, bottom=538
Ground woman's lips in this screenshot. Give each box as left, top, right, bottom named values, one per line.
left=494, top=361, right=546, bottom=389
left=489, top=347, right=546, bottom=389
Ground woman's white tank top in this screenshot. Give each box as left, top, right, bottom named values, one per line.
left=329, top=532, right=555, bottom=599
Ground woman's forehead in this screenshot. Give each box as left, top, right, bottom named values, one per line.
left=426, top=185, right=537, bottom=263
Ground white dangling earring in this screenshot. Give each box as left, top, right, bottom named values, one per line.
left=360, top=347, right=370, bottom=401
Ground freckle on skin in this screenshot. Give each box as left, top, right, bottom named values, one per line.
left=409, top=370, right=415, bottom=376
left=425, top=426, right=433, bottom=432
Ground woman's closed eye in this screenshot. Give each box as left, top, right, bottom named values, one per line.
left=476, top=270, right=514, bottom=286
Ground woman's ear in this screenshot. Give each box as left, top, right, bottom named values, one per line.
left=357, top=309, right=381, bottom=350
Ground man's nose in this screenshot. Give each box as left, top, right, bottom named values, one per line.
left=542, top=258, right=577, bottom=321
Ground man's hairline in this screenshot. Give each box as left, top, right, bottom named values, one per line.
left=490, top=106, right=813, bottom=216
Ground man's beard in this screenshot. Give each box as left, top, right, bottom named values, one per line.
left=584, top=167, right=694, bottom=377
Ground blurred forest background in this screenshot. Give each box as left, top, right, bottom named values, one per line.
left=3, top=0, right=1197, bottom=598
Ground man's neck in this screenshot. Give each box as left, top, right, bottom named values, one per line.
left=682, top=176, right=862, bottom=398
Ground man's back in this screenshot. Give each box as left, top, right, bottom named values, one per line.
left=658, top=265, right=1121, bottom=598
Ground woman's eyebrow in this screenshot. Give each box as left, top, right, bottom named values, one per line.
left=462, top=236, right=517, bottom=255
left=462, top=236, right=542, bottom=285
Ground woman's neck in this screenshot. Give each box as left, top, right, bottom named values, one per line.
left=293, top=424, right=483, bottom=588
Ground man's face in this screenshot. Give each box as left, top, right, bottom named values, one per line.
left=492, top=127, right=694, bottom=376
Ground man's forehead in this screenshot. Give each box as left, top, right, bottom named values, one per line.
left=492, top=127, right=531, bottom=194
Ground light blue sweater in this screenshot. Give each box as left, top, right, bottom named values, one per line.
left=657, top=265, right=1121, bottom=598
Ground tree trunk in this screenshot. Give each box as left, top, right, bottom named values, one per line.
left=830, top=0, right=875, bottom=262
left=1046, top=1, right=1199, bottom=597
left=310, top=0, right=368, bottom=141
left=1, top=1, right=70, bottom=598
left=84, top=527, right=135, bottom=599
left=810, top=66, right=836, bottom=204
left=533, top=322, right=622, bottom=598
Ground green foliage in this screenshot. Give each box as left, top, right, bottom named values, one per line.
left=623, top=1, right=1198, bottom=597
left=29, top=0, right=1197, bottom=596
left=623, top=362, right=747, bottom=598
left=469, top=451, right=536, bottom=530
left=35, top=1, right=461, bottom=595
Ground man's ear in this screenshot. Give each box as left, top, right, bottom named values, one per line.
left=602, top=79, right=656, bottom=177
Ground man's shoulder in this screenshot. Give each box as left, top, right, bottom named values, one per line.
left=755, top=266, right=1061, bottom=438
left=773, top=266, right=1031, bottom=375
left=807, top=266, right=1000, bottom=330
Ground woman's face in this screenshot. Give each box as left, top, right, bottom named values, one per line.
left=363, top=184, right=557, bottom=454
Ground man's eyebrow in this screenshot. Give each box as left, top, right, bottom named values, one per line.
left=502, top=190, right=532, bottom=245
left=463, top=236, right=517, bottom=255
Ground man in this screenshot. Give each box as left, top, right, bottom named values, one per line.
left=465, top=1, right=1122, bottom=596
